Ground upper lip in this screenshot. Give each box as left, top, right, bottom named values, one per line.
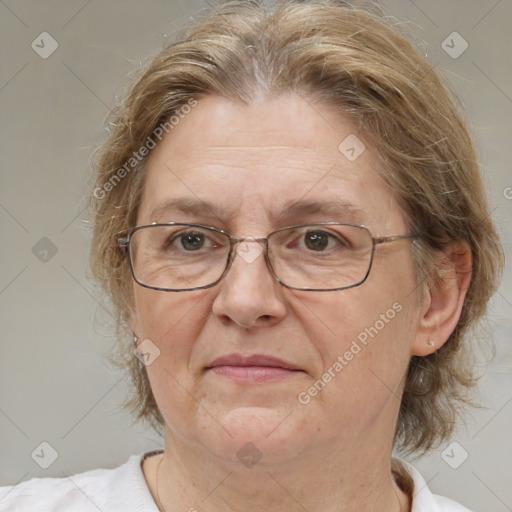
left=206, top=353, right=301, bottom=371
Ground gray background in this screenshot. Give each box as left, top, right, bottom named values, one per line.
left=0, top=1, right=511, bottom=510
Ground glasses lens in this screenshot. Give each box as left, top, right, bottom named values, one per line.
left=268, top=224, right=373, bottom=290
left=129, top=225, right=230, bottom=290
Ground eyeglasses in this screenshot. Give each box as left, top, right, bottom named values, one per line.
left=116, top=222, right=420, bottom=292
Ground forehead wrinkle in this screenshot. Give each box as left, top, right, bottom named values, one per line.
left=149, top=196, right=366, bottom=227
left=149, top=196, right=232, bottom=224
left=273, top=199, right=366, bottom=225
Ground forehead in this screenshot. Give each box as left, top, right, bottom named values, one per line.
left=138, top=95, right=405, bottom=233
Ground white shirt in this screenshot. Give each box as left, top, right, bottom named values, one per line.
left=0, top=451, right=472, bottom=511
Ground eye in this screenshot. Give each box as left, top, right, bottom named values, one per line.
left=178, top=231, right=206, bottom=251
left=303, top=230, right=331, bottom=251
left=163, top=229, right=226, bottom=253
left=276, top=226, right=352, bottom=254
left=301, top=229, right=347, bottom=252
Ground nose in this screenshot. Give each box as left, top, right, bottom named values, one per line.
left=211, top=238, right=287, bottom=329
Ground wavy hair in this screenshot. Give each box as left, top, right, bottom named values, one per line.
left=88, top=0, right=504, bottom=455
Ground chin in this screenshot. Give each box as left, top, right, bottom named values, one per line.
left=196, top=406, right=316, bottom=466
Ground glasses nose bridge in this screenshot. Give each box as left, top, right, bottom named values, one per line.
left=228, top=235, right=271, bottom=264
left=230, top=235, right=269, bottom=246
left=225, top=235, right=273, bottom=275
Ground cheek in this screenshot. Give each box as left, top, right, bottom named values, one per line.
left=297, top=296, right=413, bottom=437
left=132, top=289, right=215, bottom=423
left=133, top=285, right=207, bottom=338
left=294, top=251, right=418, bottom=413
left=297, top=283, right=410, bottom=363
left=132, top=287, right=213, bottom=383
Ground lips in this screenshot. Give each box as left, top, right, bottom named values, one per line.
left=206, top=353, right=301, bottom=371
left=205, top=353, right=303, bottom=383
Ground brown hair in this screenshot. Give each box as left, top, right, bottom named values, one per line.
left=88, top=0, right=503, bottom=455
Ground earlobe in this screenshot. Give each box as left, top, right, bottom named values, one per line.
left=412, top=241, right=472, bottom=356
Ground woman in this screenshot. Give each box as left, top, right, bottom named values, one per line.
left=0, top=0, right=503, bottom=510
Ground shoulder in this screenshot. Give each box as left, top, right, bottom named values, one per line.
left=0, top=451, right=160, bottom=512
left=393, top=458, right=473, bottom=512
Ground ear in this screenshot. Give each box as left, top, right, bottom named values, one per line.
left=412, top=241, right=472, bottom=356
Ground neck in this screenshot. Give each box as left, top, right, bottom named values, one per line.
left=147, top=431, right=410, bottom=512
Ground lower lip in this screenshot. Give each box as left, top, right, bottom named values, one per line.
left=208, top=365, right=301, bottom=383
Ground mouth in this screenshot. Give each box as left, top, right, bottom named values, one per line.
left=205, top=353, right=304, bottom=383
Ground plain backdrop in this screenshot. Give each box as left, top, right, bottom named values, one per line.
left=0, top=1, right=511, bottom=511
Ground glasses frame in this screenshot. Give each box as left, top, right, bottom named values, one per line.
left=116, top=222, right=421, bottom=292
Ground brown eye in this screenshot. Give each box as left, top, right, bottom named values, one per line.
left=304, top=230, right=330, bottom=251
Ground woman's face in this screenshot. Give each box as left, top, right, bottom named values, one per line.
left=131, top=94, right=424, bottom=464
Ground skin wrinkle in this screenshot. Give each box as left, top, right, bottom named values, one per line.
left=85, top=5, right=504, bottom=507
left=151, top=161, right=386, bottom=236
left=148, top=197, right=368, bottom=231
left=133, top=95, right=423, bottom=512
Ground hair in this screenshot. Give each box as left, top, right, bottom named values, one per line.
left=88, top=0, right=503, bottom=456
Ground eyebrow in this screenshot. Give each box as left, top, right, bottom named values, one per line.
left=150, top=197, right=229, bottom=222
left=149, top=197, right=365, bottom=225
